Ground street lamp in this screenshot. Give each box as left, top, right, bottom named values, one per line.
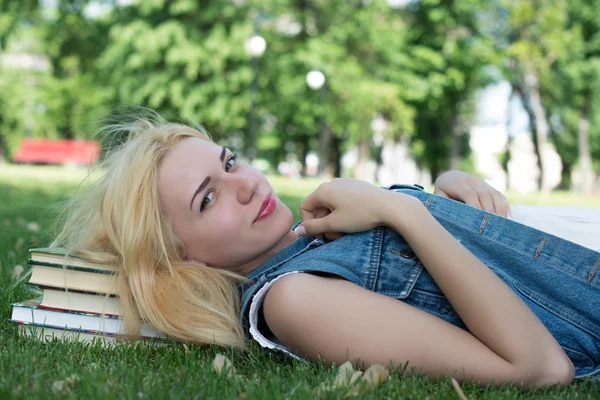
left=385, top=0, right=412, bottom=8
left=306, top=70, right=328, bottom=176
left=244, top=34, right=266, bottom=163
left=306, top=70, right=326, bottom=91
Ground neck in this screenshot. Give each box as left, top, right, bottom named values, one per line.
left=236, top=229, right=300, bottom=276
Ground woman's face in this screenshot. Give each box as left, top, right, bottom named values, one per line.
left=158, top=137, right=296, bottom=274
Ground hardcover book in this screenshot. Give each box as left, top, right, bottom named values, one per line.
left=29, top=248, right=118, bottom=272
left=28, top=262, right=118, bottom=295
left=11, top=299, right=163, bottom=338
left=33, top=285, right=122, bottom=316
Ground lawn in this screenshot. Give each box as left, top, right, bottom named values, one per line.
left=0, top=165, right=598, bottom=399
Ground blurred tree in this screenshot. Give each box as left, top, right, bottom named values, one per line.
left=99, top=0, right=253, bottom=141
left=496, top=0, right=579, bottom=193
left=0, top=0, right=39, bottom=160
left=258, top=0, right=415, bottom=178
left=546, top=0, right=600, bottom=193
left=0, top=0, right=38, bottom=51
left=400, top=0, right=495, bottom=180
left=39, top=0, right=114, bottom=139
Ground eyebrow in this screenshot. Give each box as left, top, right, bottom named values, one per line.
left=189, top=146, right=227, bottom=211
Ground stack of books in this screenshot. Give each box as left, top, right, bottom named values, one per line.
left=10, top=248, right=164, bottom=343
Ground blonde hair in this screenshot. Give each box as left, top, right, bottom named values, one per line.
left=52, top=110, right=249, bottom=348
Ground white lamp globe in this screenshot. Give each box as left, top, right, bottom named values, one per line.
left=245, top=35, right=267, bottom=57
left=306, top=70, right=326, bottom=90
left=386, top=0, right=411, bottom=8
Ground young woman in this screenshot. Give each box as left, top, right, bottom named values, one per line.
left=52, top=114, right=600, bottom=388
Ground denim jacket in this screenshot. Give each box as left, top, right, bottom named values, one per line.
left=237, top=184, right=600, bottom=379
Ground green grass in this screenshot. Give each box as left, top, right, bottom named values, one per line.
left=0, top=165, right=598, bottom=399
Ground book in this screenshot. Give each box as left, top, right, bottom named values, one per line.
left=29, top=248, right=117, bottom=272
left=33, top=285, right=121, bottom=316
left=28, top=262, right=118, bottom=295
left=11, top=247, right=165, bottom=345
left=17, top=323, right=118, bottom=344
left=11, top=299, right=164, bottom=338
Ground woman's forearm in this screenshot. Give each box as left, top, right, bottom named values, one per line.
left=380, top=191, right=571, bottom=375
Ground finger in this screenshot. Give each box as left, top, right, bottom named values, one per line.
left=313, top=208, right=331, bottom=240
left=491, top=190, right=511, bottom=217
left=298, top=215, right=333, bottom=237
left=433, top=186, right=450, bottom=198
left=457, top=186, right=482, bottom=210
left=299, top=191, right=326, bottom=223
left=474, top=185, right=496, bottom=214
left=323, top=232, right=345, bottom=241
left=314, top=208, right=330, bottom=219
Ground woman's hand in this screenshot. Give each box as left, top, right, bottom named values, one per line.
left=434, top=171, right=511, bottom=217
left=296, top=179, right=394, bottom=237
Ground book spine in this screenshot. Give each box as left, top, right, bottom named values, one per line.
left=28, top=260, right=116, bottom=275
left=35, top=304, right=121, bottom=319
left=14, top=321, right=164, bottom=340
left=27, top=282, right=119, bottom=297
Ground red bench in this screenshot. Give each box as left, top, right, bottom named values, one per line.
left=12, top=139, right=100, bottom=165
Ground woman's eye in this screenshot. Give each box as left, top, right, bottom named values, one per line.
left=225, top=154, right=238, bottom=172
left=200, top=191, right=213, bottom=212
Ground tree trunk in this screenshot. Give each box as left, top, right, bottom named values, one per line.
left=299, top=135, right=309, bottom=177
left=526, top=65, right=552, bottom=194
left=503, top=86, right=514, bottom=190
left=331, top=135, right=342, bottom=178
left=354, top=128, right=371, bottom=181
left=448, top=115, right=461, bottom=170
left=317, top=125, right=332, bottom=177
left=576, top=92, right=595, bottom=194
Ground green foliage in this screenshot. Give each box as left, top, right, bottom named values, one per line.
left=0, top=0, right=598, bottom=186
left=401, top=0, right=495, bottom=178
left=99, top=0, right=253, bottom=140
left=545, top=0, right=600, bottom=175
left=0, top=68, right=27, bottom=158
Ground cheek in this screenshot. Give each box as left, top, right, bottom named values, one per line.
left=218, top=216, right=241, bottom=235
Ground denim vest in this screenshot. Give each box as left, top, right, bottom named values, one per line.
left=238, top=184, right=600, bottom=379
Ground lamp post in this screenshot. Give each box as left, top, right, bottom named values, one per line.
left=306, top=69, right=327, bottom=176
left=244, top=33, right=266, bottom=163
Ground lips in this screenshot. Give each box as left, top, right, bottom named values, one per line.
left=255, top=193, right=276, bottom=222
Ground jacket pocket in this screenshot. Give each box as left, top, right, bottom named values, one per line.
left=373, top=227, right=466, bottom=328
left=371, top=227, right=423, bottom=298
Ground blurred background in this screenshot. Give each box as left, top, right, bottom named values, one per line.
left=1, top=0, right=599, bottom=195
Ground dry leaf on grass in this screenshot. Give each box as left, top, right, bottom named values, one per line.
left=52, top=374, right=80, bottom=395
left=345, top=364, right=390, bottom=397
left=362, top=364, right=389, bottom=386
left=12, top=265, right=24, bottom=280
left=317, top=361, right=390, bottom=397
left=333, top=361, right=361, bottom=387
left=14, top=237, right=24, bottom=250
left=451, top=378, right=468, bottom=400
left=213, top=354, right=236, bottom=378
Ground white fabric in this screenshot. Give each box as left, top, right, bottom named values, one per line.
left=249, top=205, right=600, bottom=350
left=509, top=205, right=600, bottom=252
left=248, top=271, right=305, bottom=360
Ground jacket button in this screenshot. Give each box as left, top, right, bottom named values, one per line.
left=391, top=249, right=416, bottom=259
left=400, top=250, right=416, bottom=259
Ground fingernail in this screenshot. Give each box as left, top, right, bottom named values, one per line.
left=507, top=209, right=512, bottom=219
left=294, top=225, right=306, bottom=236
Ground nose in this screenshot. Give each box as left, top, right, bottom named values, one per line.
left=233, top=174, right=258, bottom=204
